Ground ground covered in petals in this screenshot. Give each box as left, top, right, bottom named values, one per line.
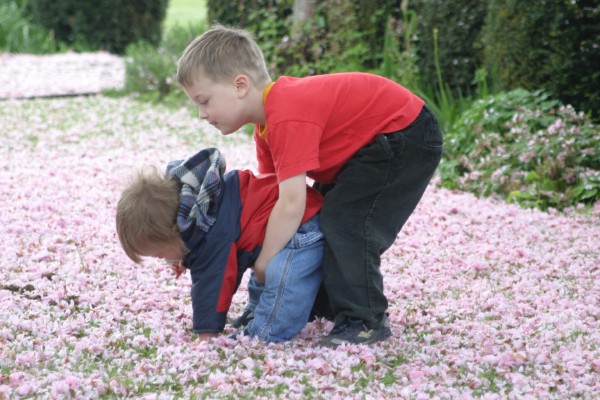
left=0, top=52, right=124, bottom=99
left=1, top=94, right=599, bottom=398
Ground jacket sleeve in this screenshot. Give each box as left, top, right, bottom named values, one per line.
left=188, top=236, right=239, bottom=334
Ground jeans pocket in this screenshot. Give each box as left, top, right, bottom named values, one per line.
left=354, top=133, right=395, bottom=162
left=288, top=214, right=324, bottom=248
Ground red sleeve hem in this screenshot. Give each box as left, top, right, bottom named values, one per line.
left=277, top=159, right=320, bottom=183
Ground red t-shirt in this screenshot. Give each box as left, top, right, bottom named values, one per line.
left=254, top=72, right=425, bottom=184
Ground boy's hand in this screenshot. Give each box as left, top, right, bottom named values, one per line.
left=170, top=263, right=186, bottom=279
left=253, top=262, right=266, bottom=284
left=196, top=332, right=218, bottom=341
left=252, top=173, right=307, bottom=285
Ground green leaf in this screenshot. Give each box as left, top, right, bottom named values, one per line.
left=571, top=184, right=586, bottom=197
left=507, top=191, right=520, bottom=203
left=526, top=171, right=540, bottom=182
left=580, top=188, right=598, bottom=200
left=541, top=179, right=558, bottom=191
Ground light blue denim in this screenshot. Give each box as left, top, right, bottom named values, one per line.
left=244, top=214, right=323, bottom=343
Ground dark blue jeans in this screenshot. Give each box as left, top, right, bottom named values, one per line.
left=313, top=105, right=443, bottom=329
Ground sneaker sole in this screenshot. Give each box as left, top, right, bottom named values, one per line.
left=318, top=328, right=391, bottom=348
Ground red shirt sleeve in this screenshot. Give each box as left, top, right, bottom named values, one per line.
left=265, top=121, right=322, bottom=182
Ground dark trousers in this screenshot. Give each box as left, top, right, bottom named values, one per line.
left=312, top=105, right=443, bottom=329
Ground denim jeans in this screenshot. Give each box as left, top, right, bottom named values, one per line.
left=314, top=105, right=443, bottom=328
left=244, top=214, right=323, bottom=342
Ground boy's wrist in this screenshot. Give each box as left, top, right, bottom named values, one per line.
left=253, top=260, right=267, bottom=284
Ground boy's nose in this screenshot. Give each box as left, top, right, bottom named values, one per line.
left=198, top=109, right=208, bottom=119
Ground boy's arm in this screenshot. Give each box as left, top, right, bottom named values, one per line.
left=253, top=173, right=307, bottom=283
left=189, top=237, right=240, bottom=337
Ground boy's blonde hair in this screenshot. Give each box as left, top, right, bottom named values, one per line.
left=116, top=167, right=185, bottom=264
left=177, top=24, right=271, bottom=87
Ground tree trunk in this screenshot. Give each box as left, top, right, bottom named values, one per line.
left=292, top=0, right=317, bottom=39
left=293, top=0, right=317, bottom=22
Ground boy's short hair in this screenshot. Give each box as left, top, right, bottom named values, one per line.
left=177, top=24, right=271, bottom=87
left=116, top=167, right=184, bottom=263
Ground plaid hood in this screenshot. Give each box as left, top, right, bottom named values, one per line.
left=166, top=147, right=226, bottom=250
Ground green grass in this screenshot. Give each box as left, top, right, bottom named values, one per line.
left=164, top=0, right=207, bottom=32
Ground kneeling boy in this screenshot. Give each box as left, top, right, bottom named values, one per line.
left=116, top=148, right=324, bottom=343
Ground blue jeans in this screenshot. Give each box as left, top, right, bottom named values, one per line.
left=244, top=214, right=323, bottom=342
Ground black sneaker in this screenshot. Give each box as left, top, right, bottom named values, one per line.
left=230, top=308, right=254, bottom=329
left=228, top=328, right=249, bottom=340
left=318, top=317, right=391, bottom=348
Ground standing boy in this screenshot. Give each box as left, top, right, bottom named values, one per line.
left=176, top=25, right=443, bottom=348
left=116, top=148, right=324, bottom=343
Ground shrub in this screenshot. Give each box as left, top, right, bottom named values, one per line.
left=0, top=0, right=55, bottom=53
left=207, top=0, right=293, bottom=32
left=205, top=0, right=238, bottom=27
left=206, top=0, right=407, bottom=79
left=123, top=21, right=206, bottom=102
left=27, top=0, right=168, bottom=54
left=441, top=89, right=600, bottom=210
left=377, top=7, right=420, bottom=89
left=412, top=0, right=487, bottom=95
left=483, top=0, right=600, bottom=119
left=269, top=0, right=370, bottom=77
left=337, top=0, right=403, bottom=71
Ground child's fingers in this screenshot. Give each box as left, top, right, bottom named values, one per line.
left=170, top=263, right=186, bottom=279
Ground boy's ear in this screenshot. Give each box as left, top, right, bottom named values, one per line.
left=233, top=74, right=250, bottom=97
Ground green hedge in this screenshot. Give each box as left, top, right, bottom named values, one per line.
left=206, top=0, right=405, bottom=77
left=27, top=0, right=168, bottom=54
left=484, top=0, right=599, bottom=119
left=412, top=0, right=487, bottom=95
left=206, top=0, right=293, bottom=31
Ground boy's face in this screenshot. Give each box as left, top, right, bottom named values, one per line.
left=183, top=74, right=251, bottom=135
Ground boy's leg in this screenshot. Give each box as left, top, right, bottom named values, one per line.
left=309, top=183, right=336, bottom=322
left=319, top=105, right=442, bottom=346
left=245, top=215, right=324, bottom=343
left=309, top=283, right=335, bottom=322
